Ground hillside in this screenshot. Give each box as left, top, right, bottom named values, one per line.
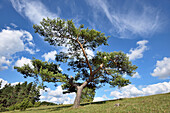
left=4, top=93, right=170, bottom=113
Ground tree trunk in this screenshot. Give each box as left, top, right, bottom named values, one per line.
left=73, top=86, right=83, bottom=108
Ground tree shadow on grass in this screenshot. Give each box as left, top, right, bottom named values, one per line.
left=26, top=104, right=72, bottom=112
left=26, top=98, right=124, bottom=112
left=80, top=98, right=124, bottom=106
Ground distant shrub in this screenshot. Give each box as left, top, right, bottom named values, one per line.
left=8, top=105, right=15, bottom=111
left=28, top=101, right=34, bottom=108
left=0, top=104, right=7, bottom=112
left=18, top=98, right=29, bottom=111
left=34, top=102, right=41, bottom=107
left=40, top=101, right=56, bottom=106
left=13, top=103, right=20, bottom=110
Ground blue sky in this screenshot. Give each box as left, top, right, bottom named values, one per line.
left=0, top=0, right=170, bottom=104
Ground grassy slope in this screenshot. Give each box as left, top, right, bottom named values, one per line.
left=4, top=93, right=170, bottom=113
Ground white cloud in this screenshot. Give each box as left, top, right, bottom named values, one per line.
left=11, top=82, right=23, bottom=86
left=25, top=47, right=35, bottom=54
left=0, top=28, right=35, bottom=70
left=0, top=78, right=8, bottom=89
left=110, top=81, right=170, bottom=99
left=15, top=57, right=33, bottom=68
left=10, top=0, right=58, bottom=24
left=127, top=40, right=148, bottom=60
left=85, top=49, right=95, bottom=59
left=41, top=51, right=63, bottom=71
left=10, top=23, right=18, bottom=28
left=142, top=82, right=170, bottom=95
left=40, top=86, right=76, bottom=104
left=151, top=57, right=170, bottom=79
left=0, top=56, right=12, bottom=71
left=93, top=94, right=109, bottom=102
left=132, top=72, right=141, bottom=79
left=0, top=78, right=22, bottom=89
left=87, top=0, right=161, bottom=38
left=0, top=29, right=34, bottom=57
left=42, top=51, right=57, bottom=61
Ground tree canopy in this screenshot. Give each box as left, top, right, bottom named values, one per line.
left=14, top=18, right=137, bottom=108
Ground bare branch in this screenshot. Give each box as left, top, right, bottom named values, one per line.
left=110, top=59, right=118, bottom=66
left=92, top=63, right=103, bottom=76
left=76, top=39, right=92, bottom=75
left=82, top=41, right=86, bottom=46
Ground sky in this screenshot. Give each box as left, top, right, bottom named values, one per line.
left=0, top=0, right=170, bottom=104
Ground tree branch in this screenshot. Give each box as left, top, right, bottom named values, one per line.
left=82, top=41, right=86, bottom=46
left=76, top=39, right=92, bottom=75
left=69, top=76, right=78, bottom=88
left=110, top=59, right=118, bottom=66
left=94, top=74, right=103, bottom=79
left=81, top=81, right=88, bottom=88
left=92, top=63, right=103, bottom=76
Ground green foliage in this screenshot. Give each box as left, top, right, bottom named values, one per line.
left=0, top=104, right=7, bottom=112
left=34, top=102, right=41, bottom=107
left=8, top=105, right=15, bottom=111
left=14, top=59, right=67, bottom=89
left=28, top=101, right=34, bottom=108
left=0, top=81, right=40, bottom=112
left=18, top=98, right=29, bottom=111
left=40, top=101, right=56, bottom=106
left=81, top=87, right=95, bottom=103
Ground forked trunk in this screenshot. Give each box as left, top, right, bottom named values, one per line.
left=73, top=86, right=83, bottom=108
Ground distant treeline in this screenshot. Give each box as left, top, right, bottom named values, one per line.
left=0, top=81, right=40, bottom=111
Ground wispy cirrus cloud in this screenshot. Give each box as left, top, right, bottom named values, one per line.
left=10, top=0, right=58, bottom=24
left=87, top=0, right=162, bottom=39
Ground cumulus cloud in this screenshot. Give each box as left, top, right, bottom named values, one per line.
left=110, top=81, right=170, bottom=99
left=42, top=51, right=57, bottom=61
left=0, top=57, right=12, bottom=71
left=132, top=72, right=141, bottom=78
left=0, top=28, right=35, bottom=70
left=127, top=40, right=148, bottom=60
left=87, top=0, right=161, bottom=38
left=0, top=78, right=22, bottom=89
left=10, top=0, right=58, bottom=24
left=15, top=57, right=33, bottom=68
left=151, top=57, right=170, bottom=79
left=93, top=94, right=109, bottom=102
left=0, top=78, right=8, bottom=89
left=40, top=86, right=76, bottom=104
left=85, top=49, right=95, bottom=59
left=0, top=28, right=34, bottom=57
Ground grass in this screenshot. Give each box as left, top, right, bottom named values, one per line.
left=4, top=93, right=170, bottom=113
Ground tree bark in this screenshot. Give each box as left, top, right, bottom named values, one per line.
left=73, top=86, right=83, bottom=108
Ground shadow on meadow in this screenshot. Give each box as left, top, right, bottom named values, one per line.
left=26, top=104, right=72, bottom=112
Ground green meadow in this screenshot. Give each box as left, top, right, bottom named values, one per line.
left=4, top=93, right=170, bottom=113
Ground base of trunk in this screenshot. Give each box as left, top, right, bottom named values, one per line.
left=73, top=86, right=83, bottom=108
left=72, top=104, right=79, bottom=108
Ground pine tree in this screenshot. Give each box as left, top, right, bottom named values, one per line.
left=14, top=18, right=137, bottom=108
